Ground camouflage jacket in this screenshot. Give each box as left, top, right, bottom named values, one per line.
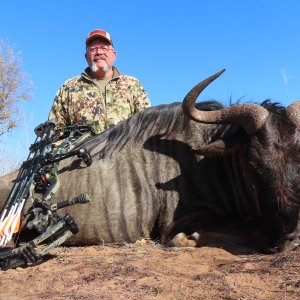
left=48, top=67, right=151, bottom=133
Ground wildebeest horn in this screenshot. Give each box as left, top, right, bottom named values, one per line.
left=182, top=69, right=270, bottom=134
left=287, top=101, right=300, bottom=128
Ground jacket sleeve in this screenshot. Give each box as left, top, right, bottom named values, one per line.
left=132, top=80, right=151, bottom=113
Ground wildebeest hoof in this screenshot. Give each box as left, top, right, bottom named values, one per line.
left=190, top=232, right=201, bottom=241
left=169, top=232, right=197, bottom=247
left=281, top=237, right=300, bottom=252
left=169, top=233, right=188, bottom=247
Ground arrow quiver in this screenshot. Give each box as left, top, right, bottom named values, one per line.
left=0, top=122, right=95, bottom=270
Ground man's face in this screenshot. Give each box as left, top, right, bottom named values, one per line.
left=85, top=38, right=116, bottom=73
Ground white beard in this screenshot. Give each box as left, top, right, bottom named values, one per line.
left=91, top=62, right=99, bottom=73
left=91, top=61, right=110, bottom=73
left=102, top=63, right=110, bottom=72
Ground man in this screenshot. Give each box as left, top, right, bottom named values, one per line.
left=49, top=29, right=151, bottom=133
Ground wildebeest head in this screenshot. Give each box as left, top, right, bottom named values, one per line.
left=182, top=70, right=300, bottom=252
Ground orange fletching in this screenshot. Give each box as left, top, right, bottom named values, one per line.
left=12, top=214, right=22, bottom=234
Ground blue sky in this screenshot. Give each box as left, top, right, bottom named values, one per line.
left=0, top=0, right=299, bottom=164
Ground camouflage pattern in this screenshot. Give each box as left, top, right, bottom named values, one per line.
left=48, top=67, right=151, bottom=133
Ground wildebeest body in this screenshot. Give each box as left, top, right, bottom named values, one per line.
left=1, top=71, right=300, bottom=254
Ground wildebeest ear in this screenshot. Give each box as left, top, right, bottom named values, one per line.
left=193, top=139, right=240, bottom=157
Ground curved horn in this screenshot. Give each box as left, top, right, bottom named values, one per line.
left=287, top=101, right=300, bottom=128
left=182, top=69, right=269, bottom=134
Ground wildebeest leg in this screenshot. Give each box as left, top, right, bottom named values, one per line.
left=281, top=237, right=300, bottom=252
left=277, top=227, right=300, bottom=252
left=169, top=231, right=275, bottom=253
left=169, top=231, right=240, bottom=248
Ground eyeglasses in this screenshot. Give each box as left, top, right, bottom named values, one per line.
left=88, top=45, right=113, bottom=54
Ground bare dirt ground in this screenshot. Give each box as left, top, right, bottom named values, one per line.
left=1, top=240, right=300, bottom=300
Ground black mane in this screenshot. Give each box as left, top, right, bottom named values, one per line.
left=261, top=99, right=286, bottom=112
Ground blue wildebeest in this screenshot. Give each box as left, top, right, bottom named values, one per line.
left=1, top=69, right=300, bottom=254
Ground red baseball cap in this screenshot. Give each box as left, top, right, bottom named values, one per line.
left=86, top=29, right=113, bottom=46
